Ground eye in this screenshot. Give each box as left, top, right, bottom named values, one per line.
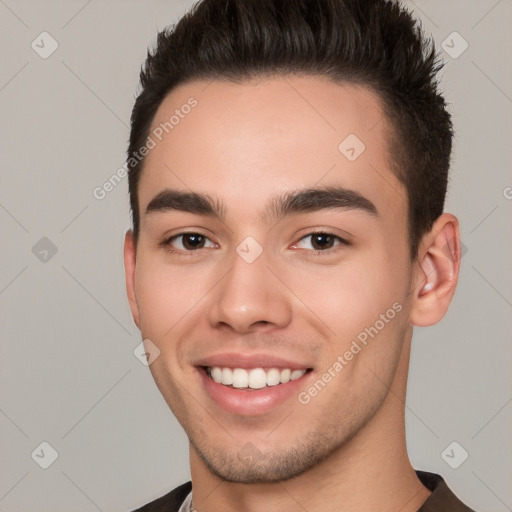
left=162, top=232, right=216, bottom=252
left=293, top=232, right=349, bottom=253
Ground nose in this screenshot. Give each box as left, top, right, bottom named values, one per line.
left=207, top=247, right=293, bottom=334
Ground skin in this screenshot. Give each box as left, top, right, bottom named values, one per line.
left=124, top=75, right=461, bottom=512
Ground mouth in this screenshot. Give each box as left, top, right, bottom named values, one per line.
left=197, top=362, right=314, bottom=416
left=203, top=366, right=311, bottom=389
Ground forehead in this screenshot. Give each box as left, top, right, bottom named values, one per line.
left=139, top=75, right=406, bottom=226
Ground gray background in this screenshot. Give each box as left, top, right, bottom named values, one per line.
left=1, top=0, right=511, bottom=510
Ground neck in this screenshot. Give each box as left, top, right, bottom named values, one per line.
left=188, top=337, right=431, bottom=512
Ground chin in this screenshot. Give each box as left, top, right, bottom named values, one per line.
left=190, top=431, right=341, bottom=484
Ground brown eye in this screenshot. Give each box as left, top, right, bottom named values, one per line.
left=181, top=234, right=206, bottom=250
left=310, top=233, right=336, bottom=250
left=294, top=232, right=348, bottom=252
left=165, top=233, right=216, bottom=252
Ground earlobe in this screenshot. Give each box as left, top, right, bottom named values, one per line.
left=124, top=229, right=141, bottom=329
left=409, top=213, right=461, bottom=327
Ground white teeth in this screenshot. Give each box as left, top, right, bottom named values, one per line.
left=290, top=369, right=306, bottom=381
left=248, top=368, right=267, bottom=389
left=280, top=368, right=291, bottom=383
left=232, top=368, right=249, bottom=388
left=211, top=366, right=222, bottom=383
left=266, top=368, right=281, bottom=386
left=208, top=366, right=308, bottom=388
left=221, top=367, right=233, bottom=385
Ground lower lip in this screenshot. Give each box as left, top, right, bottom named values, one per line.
left=198, top=368, right=312, bottom=416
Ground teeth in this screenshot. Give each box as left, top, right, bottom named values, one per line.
left=280, top=368, right=291, bottom=383
left=211, top=367, right=222, bottom=383
left=208, top=367, right=307, bottom=389
left=221, top=367, right=233, bottom=385
left=290, top=369, right=305, bottom=381
left=266, top=368, right=280, bottom=386
left=248, top=368, right=267, bottom=389
left=232, top=368, right=249, bottom=388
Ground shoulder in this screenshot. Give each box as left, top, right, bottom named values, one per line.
left=129, top=481, right=192, bottom=512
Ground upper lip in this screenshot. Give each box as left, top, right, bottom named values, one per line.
left=193, top=352, right=313, bottom=370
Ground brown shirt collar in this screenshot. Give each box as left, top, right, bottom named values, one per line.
left=132, top=471, right=477, bottom=511
left=417, top=471, right=476, bottom=511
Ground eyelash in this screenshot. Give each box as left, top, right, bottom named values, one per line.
left=160, top=231, right=350, bottom=256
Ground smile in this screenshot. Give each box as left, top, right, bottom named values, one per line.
left=198, top=364, right=313, bottom=415
left=207, top=366, right=308, bottom=389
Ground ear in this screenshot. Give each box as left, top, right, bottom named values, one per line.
left=124, top=229, right=141, bottom=329
left=409, top=213, right=461, bottom=327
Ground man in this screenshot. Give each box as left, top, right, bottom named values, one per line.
left=124, top=0, right=476, bottom=510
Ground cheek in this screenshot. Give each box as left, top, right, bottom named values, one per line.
left=288, top=260, right=400, bottom=340
left=134, top=255, right=206, bottom=338
left=285, top=253, right=410, bottom=386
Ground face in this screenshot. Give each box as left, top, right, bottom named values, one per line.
left=125, top=76, right=416, bottom=483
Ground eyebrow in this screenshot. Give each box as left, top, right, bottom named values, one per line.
left=145, top=185, right=379, bottom=223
